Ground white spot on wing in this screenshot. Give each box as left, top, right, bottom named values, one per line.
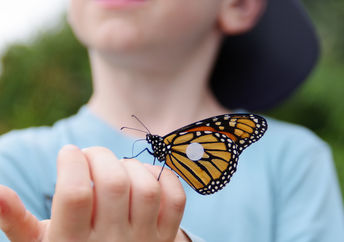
left=186, top=143, right=204, bottom=161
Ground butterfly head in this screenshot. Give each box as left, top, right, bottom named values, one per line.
left=146, top=134, right=167, bottom=161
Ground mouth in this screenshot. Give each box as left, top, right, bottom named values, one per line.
left=94, top=0, right=147, bottom=9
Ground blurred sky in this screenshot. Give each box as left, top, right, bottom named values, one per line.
left=0, top=0, right=68, bottom=56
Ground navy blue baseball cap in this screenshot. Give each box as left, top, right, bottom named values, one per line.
left=210, top=0, right=319, bottom=111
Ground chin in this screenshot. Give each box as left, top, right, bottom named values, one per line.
left=86, top=20, right=148, bottom=54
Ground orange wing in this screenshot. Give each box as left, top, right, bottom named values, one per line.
left=161, top=114, right=267, bottom=194
left=163, top=130, right=238, bottom=195
left=165, top=113, right=267, bottom=154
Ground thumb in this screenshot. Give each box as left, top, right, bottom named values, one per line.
left=0, top=185, right=42, bottom=241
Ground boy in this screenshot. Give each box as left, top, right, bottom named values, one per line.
left=0, top=0, right=343, bottom=241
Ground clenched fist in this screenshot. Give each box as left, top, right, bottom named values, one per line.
left=0, top=145, right=190, bottom=242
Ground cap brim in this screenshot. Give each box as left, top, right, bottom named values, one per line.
left=210, top=0, right=320, bottom=111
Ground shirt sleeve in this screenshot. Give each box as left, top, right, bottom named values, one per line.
left=275, top=137, right=344, bottom=242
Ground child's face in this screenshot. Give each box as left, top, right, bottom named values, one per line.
left=68, top=0, right=224, bottom=55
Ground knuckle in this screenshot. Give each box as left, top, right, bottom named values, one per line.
left=137, top=182, right=160, bottom=202
left=170, top=192, right=186, bottom=213
left=59, top=185, right=92, bottom=208
left=102, top=174, right=130, bottom=196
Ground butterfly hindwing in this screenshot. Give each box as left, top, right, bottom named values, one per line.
left=163, top=130, right=239, bottom=195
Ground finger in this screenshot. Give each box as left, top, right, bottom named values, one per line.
left=124, top=159, right=161, bottom=234
left=49, top=145, right=93, bottom=241
left=0, top=185, right=42, bottom=242
left=145, top=164, right=186, bottom=238
left=83, top=147, right=130, bottom=234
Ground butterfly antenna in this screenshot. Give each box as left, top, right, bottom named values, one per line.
left=131, top=115, right=151, bottom=134
left=120, top=126, right=148, bottom=134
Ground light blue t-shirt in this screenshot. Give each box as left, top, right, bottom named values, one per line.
left=0, top=106, right=343, bottom=241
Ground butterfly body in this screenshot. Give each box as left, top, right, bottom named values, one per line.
left=146, top=134, right=167, bottom=162
left=125, top=113, right=267, bottom=195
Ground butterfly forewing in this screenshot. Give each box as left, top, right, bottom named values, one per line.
left=166, top=113, right=267, bottom=154
left=163, top=130, right=239, bottom=195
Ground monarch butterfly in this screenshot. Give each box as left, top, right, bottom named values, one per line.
left=122, top=113, right=267, bottom=195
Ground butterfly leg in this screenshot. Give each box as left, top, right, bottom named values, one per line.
left=157, top=162, right=167, bottom=181
left=123, top=148, right=153, bottom=159
left=130, top=138, right=146, bottom=157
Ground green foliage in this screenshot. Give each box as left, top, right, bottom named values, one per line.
left=303, top=0, right=344, bottom=61
left=0, top=20, right=92, bottom=132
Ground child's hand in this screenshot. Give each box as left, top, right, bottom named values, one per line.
left=0, top=145, right=190, bottom=242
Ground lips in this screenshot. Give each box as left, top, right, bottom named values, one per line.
left=95, top=0, right=146, bottom=8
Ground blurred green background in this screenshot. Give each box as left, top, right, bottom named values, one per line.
left=0, top=1, right=343, bottom=200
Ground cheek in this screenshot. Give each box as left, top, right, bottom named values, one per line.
left=68, top=0, right=94, bottom=46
